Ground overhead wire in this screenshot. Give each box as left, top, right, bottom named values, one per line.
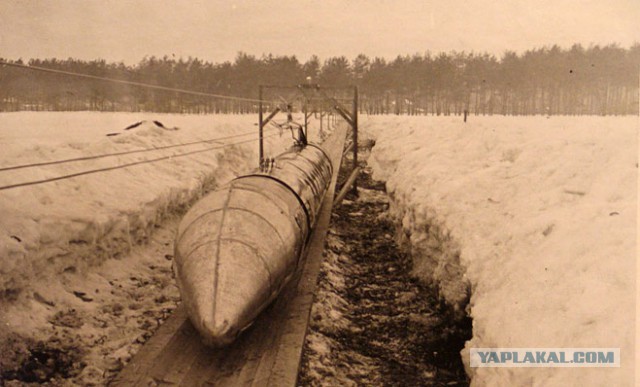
left=0, top=61, right=358, bottom=191
left=0, top=132, right=281, bottom=191
left=0, top=60, right=273, bottom=105
left=0, top=126, right=277, bottom=172
left=0, top=61, right=373, bottom=110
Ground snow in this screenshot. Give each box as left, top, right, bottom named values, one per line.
left=0, top=112, right=302, bottom=307
left=366, top=115, right=637, bottom=386
left=0, top=111, right=635, bottom=385
left=0, top=111, right=329, bottom=383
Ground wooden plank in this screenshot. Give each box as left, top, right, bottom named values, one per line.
left=110, top=306, right=190, bottom=385
left=112, top=126, right=347, bottom=387
left=260, top=107, right=281, bottom=127
left=333, top=166, right=361, bottom=206
left=259, top=153, right=344, bottom=386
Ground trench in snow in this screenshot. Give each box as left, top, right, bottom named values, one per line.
left=298, top=150, right=472, bottom=386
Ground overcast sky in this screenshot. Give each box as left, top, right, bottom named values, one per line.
left=0, top=0, right=638, bottom=65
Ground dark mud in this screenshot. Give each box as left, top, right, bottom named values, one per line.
left=298, top=158, right=471, bottom=386
left=0, top=337, right=85, bottom=385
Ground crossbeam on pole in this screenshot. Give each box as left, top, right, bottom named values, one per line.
left=261, top=107, right=281, bottom=127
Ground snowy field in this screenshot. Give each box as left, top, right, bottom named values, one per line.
left=0, top=112, right=636, bottom=385
left=365, top=115, right=637, bottom=386
left=0, top=112, right=304, bottom=330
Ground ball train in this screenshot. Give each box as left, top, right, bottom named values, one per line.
left=173, top=143, right=333, bottom=346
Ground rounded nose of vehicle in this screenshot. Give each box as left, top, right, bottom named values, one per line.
left=176, top=236, right=271, bottom=347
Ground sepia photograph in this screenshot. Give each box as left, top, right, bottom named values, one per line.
left=0, top=0, right=637, bottom=385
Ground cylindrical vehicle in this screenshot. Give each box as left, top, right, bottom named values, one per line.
left=173, top=144, right=332, bottom=346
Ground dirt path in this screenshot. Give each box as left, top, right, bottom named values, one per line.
left=298, top=160, right=471, bottom=386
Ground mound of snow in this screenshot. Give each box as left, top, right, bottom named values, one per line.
left=366, top=115, right=636, bottom=386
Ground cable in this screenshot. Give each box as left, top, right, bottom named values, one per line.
left=0, top=61, right=371, bottom=105
left=0, top=132, right=279, bottom=191
left=0, top=126, right=276, bottom=172
left=0, top=60, right=273, bottom=105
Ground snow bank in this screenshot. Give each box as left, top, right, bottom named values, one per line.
left=0, top=112, right=301, bottom=304
left=366, top=115, right=637, bottom=386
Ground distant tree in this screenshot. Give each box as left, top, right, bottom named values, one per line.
left=1, top=44, right=638, bottom=114
left=319, top=56, right=351, bottom=87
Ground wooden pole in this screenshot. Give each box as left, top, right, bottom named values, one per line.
left=342, top=141, right=354, bottom=158
left=351, top=86, right=358, bottom=195
left=303, top=99, right=308, bottom=138
left=258, top=86, right=263, bottom=166
left=334, top=166, right=360, bottom=206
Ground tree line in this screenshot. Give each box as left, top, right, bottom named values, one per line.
left=1, top=43, right=638, bottom=115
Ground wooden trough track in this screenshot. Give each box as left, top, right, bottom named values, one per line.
left=112, top=126, right=347, bottom=387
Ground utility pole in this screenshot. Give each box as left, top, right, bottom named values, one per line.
left=351, top=86, right=358, bottom=195
left=258, top=85, right=264, bottom=166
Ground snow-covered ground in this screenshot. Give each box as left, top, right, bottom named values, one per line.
left=366, top=115, right=637, bottom=386
left=0, top=111, right=309, bottom=327
left=1, top=112, right=635, bottom=385
left=0, top=111, right=334, bottom=383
